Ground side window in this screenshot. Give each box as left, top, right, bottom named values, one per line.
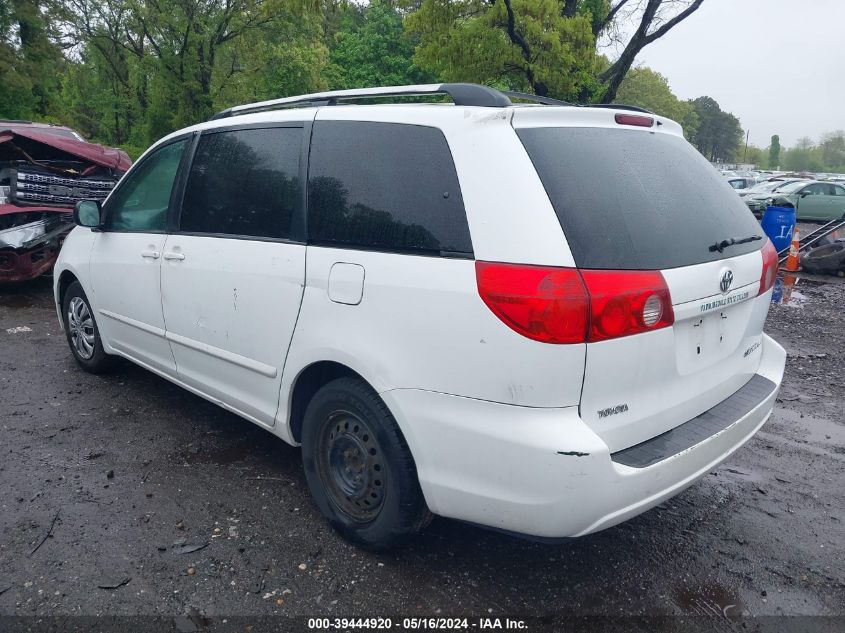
left=802, top=183, right=826, bottom=196
left=179, top=127, right=301, bottom=239
left=307, top=121, right=473, bottom=255
left=834, top=185, right=845, bottom=196
left=106, top=140, right=187, bottom=232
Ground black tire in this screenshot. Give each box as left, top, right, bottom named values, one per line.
left=61, top=281, right=116, bottom=374
left=301, top=377, right=432, bottom=549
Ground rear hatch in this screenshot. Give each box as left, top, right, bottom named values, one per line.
left=514, top=109, right=772, bottom=452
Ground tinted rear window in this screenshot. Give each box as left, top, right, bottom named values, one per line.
left=517, top=127, right=764, bottom=270
left=307, top=121, right=472, bottom=256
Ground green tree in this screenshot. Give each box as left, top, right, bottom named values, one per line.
left=0, top=0, right=63, bottom=119
left=53, top=0, right=329, bottom=148
left=405, top=0, right=705, bottom=103
left=768, top=134, right=780, bottom=169
left=615, top=66, right=698, bottom=139
left=406, top=0, right=598, bottom=100
left=820, top=131, right=845, bottom=172
left=324, top=0, right=433, bottom=90
left=688, top=96, right=742, bottom=162
left=782, top=137, right=825, bottom=173
left=743, top=144, right=765, bottom=167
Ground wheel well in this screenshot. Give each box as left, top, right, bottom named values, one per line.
left=57, top=270, right=79, bottom=310
left=288, top=361, right=365, bottom=444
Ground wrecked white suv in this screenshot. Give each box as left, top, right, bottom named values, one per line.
left=53, top=84, right=786, bottom=548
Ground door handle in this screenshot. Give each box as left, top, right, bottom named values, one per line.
left=163, top=252, right=186, bottom=261
left=140, top=250, right=160, bottom=259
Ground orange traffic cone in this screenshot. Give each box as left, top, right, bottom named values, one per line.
left=781, top=273, right=797, bottom=305
left=784, top=227, right=801, bottom=272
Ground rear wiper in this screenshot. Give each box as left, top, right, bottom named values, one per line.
left=709, top=235, right=763, bottom=253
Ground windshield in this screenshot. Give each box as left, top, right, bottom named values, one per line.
left=517, top=127, right=764, bottom=270
left=775, top=181, right=810, bottom=194
left=748, top=181, right=785, bottom=194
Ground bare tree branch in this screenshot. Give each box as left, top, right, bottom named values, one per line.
left=597, top=0, right=704, bottom=103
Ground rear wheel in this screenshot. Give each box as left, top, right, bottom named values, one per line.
left=301, top=377, right=431, bottom=549
left=62, top=281, right=115, bottom=373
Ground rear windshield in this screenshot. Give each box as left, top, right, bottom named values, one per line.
left=517, top=127, right=764, bottom=270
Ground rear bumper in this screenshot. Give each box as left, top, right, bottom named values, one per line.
left=382, top=333, right=786, bottom=539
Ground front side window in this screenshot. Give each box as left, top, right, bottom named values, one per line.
left=179, top=127, right=301, bottom=240
left=106, top=140, right=187, bottom=232
left=307, top=121, right=473, bottom=256
left=833, top=185, right=845, bottom=196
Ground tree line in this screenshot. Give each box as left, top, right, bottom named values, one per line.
left=2, top=0, right=838, bottom=173
left=0, top=0, right=714, bottom=157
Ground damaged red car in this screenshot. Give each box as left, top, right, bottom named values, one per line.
left=0, top=120, right=131, bottom=282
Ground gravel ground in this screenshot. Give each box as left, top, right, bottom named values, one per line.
left=0, top=273, right=843, bottom=626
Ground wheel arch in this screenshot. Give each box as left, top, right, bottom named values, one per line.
left=287, top=360, right=371, bottom=444
left=57, top=269, right=80, bottom=310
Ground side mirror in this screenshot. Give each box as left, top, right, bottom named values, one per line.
left=73, top=200, right=102, bottom=228
left=799, top=190, right=812, bottom=198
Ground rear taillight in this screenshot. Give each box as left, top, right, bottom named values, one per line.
left=475, top=262, right=588, bottom=344
left=475, top=262, right=674, bottom=344
left=580, top=270, right=674, bottom=342
left=759, top=239, right=778, bottom=295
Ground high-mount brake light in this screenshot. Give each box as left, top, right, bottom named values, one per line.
left=759, top=239, right=778, bottom=295
left=615, top=113, right=655, bottom=128
left=475, top=263, right=674, bottom=344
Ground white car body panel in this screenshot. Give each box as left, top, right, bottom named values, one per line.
left=53, top=96, right=787, bottom=539
left=88, top=231, right=176, bottom=376
left=382, top=333, right=784, bottom=538
left=160, top=236, right=306, bottom=428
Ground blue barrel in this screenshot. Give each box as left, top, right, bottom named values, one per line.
left=761, top=205, right=796, bottom=253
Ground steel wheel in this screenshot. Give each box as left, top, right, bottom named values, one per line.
left=67, top=296, right=95, bottom=360
left=316, top=410, right=385, bottom=522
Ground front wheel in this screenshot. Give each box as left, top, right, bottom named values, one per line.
left=62, top=281, right=116, bottom=373
left=301, top=377, right=431, bottom=549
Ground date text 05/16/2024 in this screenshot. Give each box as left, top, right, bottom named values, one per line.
left=307, top=618, right=528, bottom=630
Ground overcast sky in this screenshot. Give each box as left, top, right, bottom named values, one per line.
left=628, top=0, right=843, bottom=149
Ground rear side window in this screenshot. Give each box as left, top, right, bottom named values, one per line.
left=517, top=127, right=764, bottom=270
left=180, top=127, right=301, bottom=239
left=307, top=121, right=472, bottom=256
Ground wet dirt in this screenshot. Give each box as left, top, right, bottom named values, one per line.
left=0, top=276, right=843, bottom=620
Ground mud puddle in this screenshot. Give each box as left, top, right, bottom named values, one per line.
left=674, top=581, right=746, bottom=617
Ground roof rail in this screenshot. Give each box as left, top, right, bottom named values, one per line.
left=587, top=103, right=654, bottom=114
left=209, top=83, right=513, bottom=120
left=207, top=83, right=657, bottom=121
left=501, top=91, right=573, bottom=106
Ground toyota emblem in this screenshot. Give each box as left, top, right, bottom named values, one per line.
left=720, top=270, right=734, bottom=294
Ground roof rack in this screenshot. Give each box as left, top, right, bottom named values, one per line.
left=586, top=103, right=654, bottom=114
left=501, top=91, right=572, bottom=106
left=208, top=82, right=655, bottom=121
left=209, top=83, right=512, bottom=120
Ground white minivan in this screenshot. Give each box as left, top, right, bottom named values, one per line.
left=54, top=84, right=786, bottom=549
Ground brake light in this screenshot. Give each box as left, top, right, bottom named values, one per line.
left=475, top=262, right=674, bottom=344
left=475, top=262, right=588, bottom=344
left=580, top=270, right=674, bottom=342
left=615, top=113, right=654, bottom=128
left=759, top=239, right=778, bottom=295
